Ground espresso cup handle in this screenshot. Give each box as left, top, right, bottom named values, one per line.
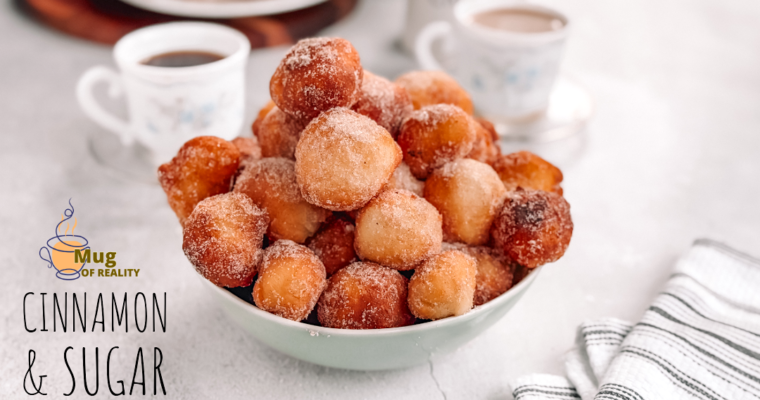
left=76, top=66, right=133, bottom=145
left=415, top=21, right=452, bottom=71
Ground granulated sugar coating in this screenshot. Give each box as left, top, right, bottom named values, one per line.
left=253, top=240, right=327, bottom=321
left=234, top=158, right=330, bottom=244
left=407, top=250, right=477, bottom=320
left=257, top=106, right=307, bottom=160
left=467, top=117, right=501, bottom=165
left=158, top=136, right=241, bottom=226
left=183, top=192, right=269, bottom=288
left=490, top=188, right=573, bottom=269
left=424, top=159, right=507, bottom=246
left=350, top=71, right=413, bottom=137
left=231, top=136, right=262, bottom=164
left=383, top=161, right=425, bottom=197
left=251, top=100, right=276, bottom=137
left=354, top=189, right=442, bottom=270
left=397, top=104, right=476, bottom=179
left=317, top=262, right=415, bottom=329
left=295, top=108, right=402, bottom=211
left=395, top=70, right=474, bottom=115
left=306, top=214, right=357, bottom=276
left=442, top=243, right=514, bottom=306
left=270, top=37, right=363, bottom=122
left=492, top=151, right=564, bottom=195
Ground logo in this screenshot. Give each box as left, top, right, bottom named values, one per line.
left=39, top=200, right=89, bottom=280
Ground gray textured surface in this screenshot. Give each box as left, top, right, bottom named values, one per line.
left=1, top=0, right=759, bottom=398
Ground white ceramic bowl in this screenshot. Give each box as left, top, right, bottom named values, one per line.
left=203, top=266, right=542, bottom=371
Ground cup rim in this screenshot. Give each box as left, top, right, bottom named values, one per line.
left=454, top=0, right=569, bottom=46
left=113, top=21, right=250, bottom=80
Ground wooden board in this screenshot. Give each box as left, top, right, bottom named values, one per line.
left=21, top=0, right=357, bottom=48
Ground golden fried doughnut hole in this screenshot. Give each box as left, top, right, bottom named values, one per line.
left=251, top=100, right=276, bottom=137
left=253, top=240, right=327, bottom=321
left=397, top=104, right=476, bottom=179
left=467, top=118, right=501, bottom=165
left=231, top=136, right=262, bottom=164
left=424, top=159, right=507, bottom=245
left=491, top=188, right=573, bottom=269
left=318, top=262, right=415, bottom=329
left=158, top=136, right=240, bottom=226
left=270, top=37, right=363, bottom=121
left=256, top=106, right=307, bottom=160
left=351, top=71, right=413, bottom=137
left=306, top=214, right=357, bottom=276
left=183, top=192, right=269, bottom=288
left=395, top=70, right=474, bottom=115
left=383, top=161, right=425, bottom=197
left=354, top=189, right=442, bottom=270
left=407, top=250, right=477, bottom=320
left=295, top=108, right=402, bottom=211
left=492, top=151, right=564, bottom=195
left=443, top=243, right=514, bottom=306
left=234, top=158, right=330, bottom=244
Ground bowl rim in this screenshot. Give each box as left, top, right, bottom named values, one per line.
left=205, top=264, right=542, bottom=337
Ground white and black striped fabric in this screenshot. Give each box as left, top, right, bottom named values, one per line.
left=512, top=239, right=760, bottom=400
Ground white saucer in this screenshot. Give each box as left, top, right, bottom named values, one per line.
left=493, top=75, right=594, bottom=143
left=119, top=0, right=327, bottom=19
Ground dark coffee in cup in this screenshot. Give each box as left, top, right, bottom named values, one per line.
left=142, top=51, right=225, bottom=67
left=470, top=8, right=564, bottom=33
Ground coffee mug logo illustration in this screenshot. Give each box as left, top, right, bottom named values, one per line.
left=39, top=200, right=89, bottom=280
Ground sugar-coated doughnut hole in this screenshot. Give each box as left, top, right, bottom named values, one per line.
left=234, top=158, right=330, bottom=244
left=354, top=189, right=442, bottom=270
left=351, top=71, right=413, bottom=137
left=395, top=70, right=474, bottom=115
left=397, top=104, right=476, bottom=179
left=318, top=262, right=415, bottom=329
left=407, top=250, right=477, bottom=320
left=306, top=214, right=357, bottom=276
left=295, top=108, right=402, bottom=211
left=158, top=136, right=240, bottom=226
left=383, top=161, right=425, bottom=197
left=443, top=243, right=514, bottom=306
left=491, top=188, right=573, bottom=269
left=253, top=240, right=327, bottom=321
left=424, top=159, right=507, bottom=245
left=270, top=37, right=363, bottom=121
left=492, top=151, right=564, bottom=195
left=231, top=136, right=262, bottom=164
left=251, top=100, right=276, bottom=137
left=183, top=192, right=269, bottom=288
left=257, top=106, right=307, bottom=160
left=467, top=118, right=501, bottom=165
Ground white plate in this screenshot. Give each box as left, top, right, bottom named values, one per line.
left=120, top=0, right=328, bottom=18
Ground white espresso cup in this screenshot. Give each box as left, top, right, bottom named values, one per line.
left=77, top=22, right=250, bottom=165
left=416, top=1, right=569, bottom=123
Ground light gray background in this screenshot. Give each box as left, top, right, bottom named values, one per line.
left=1, top=0, right=759, bottom=398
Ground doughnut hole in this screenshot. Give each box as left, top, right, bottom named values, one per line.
left=257, top=106, right=307, bottom=160
left=443, top=243, right=514, bottom=306
left=383, top=161, right=424, bottom=197
left=351, top=71, right=413, bottom=137
left=306, top=214, right=357, bottom=276
left=318, top=262, right=415, bottom=329
left=492, top=151, right=564, bottom=195
left=295, top=108, right=402, bottom=211
left=234, top=158, right=330, bottom=244
left=467, top=118, right=501, bottom=165
left=231, top=136, right=262, bottom=164
left=395, top=70, right=474, bottom=115
left=424, top=159, right=507, bottom=245
left=491, top=188, right=573, bottom=269
left=158, top=136, right=240, bottom=226
left=183, top=192, right=269, bottom=288
left=407, top=250, right=477, bottom=320
left=354, top=189, right=442, bottom=270
left=270, top=37, right=363, bottom=121
left=253, top=240, right=327, bottom=321
left=251, top=100, right=276, bottom=137
left=397, top=104, right=476, bottom=179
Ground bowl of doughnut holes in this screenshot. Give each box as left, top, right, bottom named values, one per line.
left=158, top=37, right=573, bottom=370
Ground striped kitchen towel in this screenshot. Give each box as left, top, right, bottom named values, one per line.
left=512, top=239, right=760, bottom=400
